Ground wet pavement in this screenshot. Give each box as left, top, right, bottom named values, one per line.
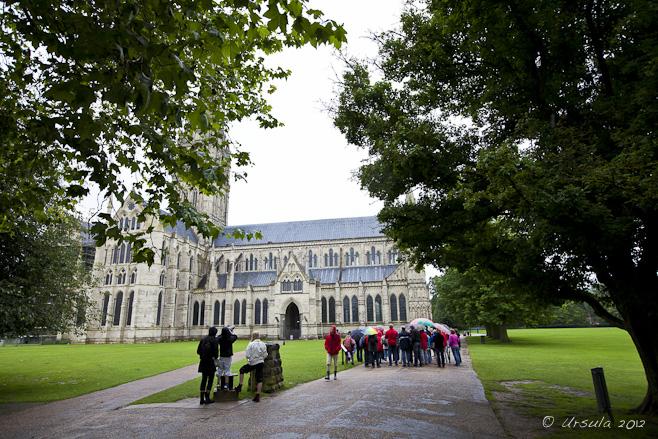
left=0, top=341, right=506, bottom=438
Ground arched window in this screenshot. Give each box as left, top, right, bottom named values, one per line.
left=375, top=295, right=382, bottom=321
left=313, top=255, right=317, bottom=267
left=293, top=279, right=302, bottom=291
left=366, top=252, right=371, bottom=265
left=101, top=294, right=110, bottom=326
left=329, top=249, right=333, bottom=267
left=126, top=292, right=134, bottom=326
left=321, top=297, right=327, bottom=323
left=390, top=294, right=398, bottom=321
left=366, top=296, right=374, bottom=322
left=177, top=253, right=181, bottom=269
left=131, top=217, right=136, bottom=230
left=200, top=300, right=205, bottom=325
left=263, top=299, right=268, bottom=324
left=324, top=254, right=328, bottom=266
left=343, top=297, right=350, bottom=322
left=329, top=297, right=336, bottom=323
left=214, top=301, right=220, bottom=325
left=156, top=292, right=163, bottom=325
left=352, top=296, right=359, bottom=322
left=113, top=292, right=123, bottom=325
left=130, top=270, right=137, bottom=285
left=126, top=242, right=131, bottom=263
left=334, top=253, right=338, bottom=266
left=255, top=299, right=261, bottom=325
left=193, top=301, right=200, bottom=325
left=221, top=300, right=226, bottom=325
left=345, top=252, right=350, bottom=266
left=159, top=271, right=165, bottom=286
left=233, top=300, right=240, bottom=325
left=241, top=299, right=246, bottom=325
left=118, top=270, right=126, bottom=285
left=376, top=251, right=381, bottom=264
left=309, top=250, right=314, bottom=267
left=350, top=248, right=355, bottom=265
left=189, top=256, right=194, bottom=273
left=399, top=294, right=407, bottom=321
left=105, top=272, right=113, bottom=285
left=119, top=243, right=126, bottom=264
left=355, top=253, right=360, bottom=265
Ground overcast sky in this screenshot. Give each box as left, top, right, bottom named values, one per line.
left=227, top=0, right=404, bottom=226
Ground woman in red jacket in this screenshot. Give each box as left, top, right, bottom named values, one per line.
left=324, top=325, right=342, bottom=380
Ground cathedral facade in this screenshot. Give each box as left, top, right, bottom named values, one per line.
left=76, top=176, right=431, bottom=343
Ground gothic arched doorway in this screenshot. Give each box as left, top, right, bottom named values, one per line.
left=284, top=302, right=301, bottom=340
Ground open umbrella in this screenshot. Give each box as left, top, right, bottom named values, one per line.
left=410, top=318, right=435, bottom=328
left=433, top=323, right=450, bottom=334
left=362, top=327, right=379, bottom=335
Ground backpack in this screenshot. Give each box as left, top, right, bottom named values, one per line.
left=198, top=337, right=214, bottom=360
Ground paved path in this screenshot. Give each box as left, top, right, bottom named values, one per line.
left=0, top=341, right=506, bottom=439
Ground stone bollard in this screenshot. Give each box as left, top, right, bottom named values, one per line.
left=248, top=342, right=285, bottom=393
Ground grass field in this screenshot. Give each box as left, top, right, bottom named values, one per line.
left=133, top=339, right=357, bottom=403
left=468, top=327, right=658, bottom=438
left=0, top=340, right=249, bottom=403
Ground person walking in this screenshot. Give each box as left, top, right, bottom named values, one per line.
left=235, top=331, right=268, bottom=402
left=449, top=329, right=462, bottom=366
left=432, top=329, right=446, bottom=368
left=217, top=326, right=238, bottom=390
left=197, top=326, right=219, bottom=405
left=385, top=324, right=399, bottom=366
left=410, top=325, right=422, bottom=367
left=343, top=332, right=356, bottom=364
left=324, top=325, right=342, bottom=380
left=398, top=326, right=411, bottom=367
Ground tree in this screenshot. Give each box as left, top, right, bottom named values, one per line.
left=0, top=211, right=96, bottom=337
left=334, top=0, right=658, bottom=414
left=431, top=268, right=553, bottom=342
left=1, top=0, right=346, bottom=263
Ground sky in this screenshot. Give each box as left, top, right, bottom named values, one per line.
left=227, top=0, right=404, bottom=226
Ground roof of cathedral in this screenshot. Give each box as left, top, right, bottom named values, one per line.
left=164, top=221, right=199, bottom=243
left=213, top=216, right=384, bottom=247
left=215, top=264, right=400, bottom=288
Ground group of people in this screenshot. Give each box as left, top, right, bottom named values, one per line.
left=197, top=326, right=268, bottom=404
left=325, top=324, right=462, bottom=373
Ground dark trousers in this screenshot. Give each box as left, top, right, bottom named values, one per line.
left=200, top=372, right=214, bottom=392
left=412, top=342, right=422, bottom=366
left=435, top=347, right=445, bottom=366
left=356, top=345, right=363, bottom=362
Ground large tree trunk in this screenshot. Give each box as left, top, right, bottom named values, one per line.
left=497, top=324, right=510, bottom=343
left=621, top=304, right=658, bottom=415
left=602, top=264, right=658, bottom=416
left=487, top=323, right=500, bottom=340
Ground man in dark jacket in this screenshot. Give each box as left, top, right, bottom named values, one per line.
left=410, top=325, right=422, bottom=367
left=217, top=326, right=238, bottom=390
left=398, top=327, right=411, bottom=367
left=197, top=326, right=219, bottom=404
left=351, top=330, right=363, bottom=362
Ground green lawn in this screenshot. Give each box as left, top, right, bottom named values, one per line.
left=133, top=339, right=357, bottom=403
left=0, top=340, right=248, bottom=403
left=468, top=328, right=658, bottom=438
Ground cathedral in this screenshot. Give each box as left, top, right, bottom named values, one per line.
left=75, top=158, right=431, bottom=343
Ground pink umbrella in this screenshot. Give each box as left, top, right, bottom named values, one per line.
left=409, top=318, right=434, bottom=326
left=433, top=323, right=450, bottom=334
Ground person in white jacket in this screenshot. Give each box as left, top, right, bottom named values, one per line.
left=234, top=331, right=268, bottom=402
